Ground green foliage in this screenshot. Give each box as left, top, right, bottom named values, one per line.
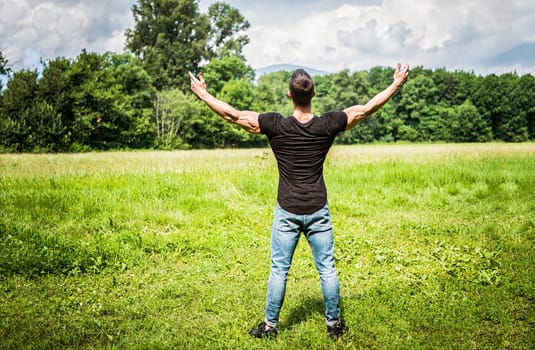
left=0, top=70, right=40, bottom=151
left=0, top=52, right=155, bottom=152
left=218, top=79, right=255, bottom=110
left=207, top=2, right=250, bottom=59
left=256, top=70, right=293, bottom=116
left=125, top=0, right=249, bottom=91
left=201, top=55, right=255, bottom=95
left=1, top=44, right=535, bottom=152
left=37, top=57, right=74, bottom=150
left=471, top=73, right=529, bottom=142
left=154, top=88, right=204, bottom=149
left=125, top=0, right=210, bottom=91
left=274, top=66, right=524, bottom=145
left=67, top=51, right=157, bottom=150
left=0, top=49, right=9, bottom=76
left=444, top=100, right=493, bottom=142
left=0, top=145, right=533, bottom=348
left=513, top=75, right=535, bottom=140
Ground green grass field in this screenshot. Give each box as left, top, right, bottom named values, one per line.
left=1, top=144, right=534, bottom=349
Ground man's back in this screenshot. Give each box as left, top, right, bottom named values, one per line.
left=258, top=112, right=347, bottom=215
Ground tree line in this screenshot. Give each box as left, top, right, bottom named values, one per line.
left=0, top=0, right=533, bottom=152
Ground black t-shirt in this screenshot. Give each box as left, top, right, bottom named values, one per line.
left=258, top=112, right=347, bottom=215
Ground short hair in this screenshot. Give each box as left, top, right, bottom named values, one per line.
left=289, top=69, right=315, bottom=107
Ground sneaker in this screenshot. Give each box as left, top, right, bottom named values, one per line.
left=249, top=321, right=278, bottom=338
left=327, top=320, right=347, bottom=338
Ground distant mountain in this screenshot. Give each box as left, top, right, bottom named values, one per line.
left=255, top=64, right=331, bottom=80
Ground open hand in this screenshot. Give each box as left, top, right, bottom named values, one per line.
left=189, top=71, right=207, bottom=97
left=393, top=63, right=409, bottom=87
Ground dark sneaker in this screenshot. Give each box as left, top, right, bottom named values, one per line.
left=327, top=320, right=347, bottom=339
left=249, top=321, right=278, bottom=338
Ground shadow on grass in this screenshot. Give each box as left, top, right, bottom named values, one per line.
left=281, top=297, right=325, bottom=330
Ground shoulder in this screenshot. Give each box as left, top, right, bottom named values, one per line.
left=319, top=111, right=348, bottom=119
left=319, top=111, right=348, bottom=132
left=259, top=112, right=284, bottom=135
left=259, top=112, right=283, bottom=120
left=259, top=112, right=284, bottom=126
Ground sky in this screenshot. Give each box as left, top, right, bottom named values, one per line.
left=1, top=0, right=535, bottom=76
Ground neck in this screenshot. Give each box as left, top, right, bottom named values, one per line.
left=293, top=104, right=313, bottom=123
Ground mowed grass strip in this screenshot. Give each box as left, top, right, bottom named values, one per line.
left=0, top=143, right=534, bottom=349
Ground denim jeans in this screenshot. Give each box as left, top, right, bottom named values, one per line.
left=264, top=203, right=340, bottom=327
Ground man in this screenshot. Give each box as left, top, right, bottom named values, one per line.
left=189, top=63, right=409, bottom=339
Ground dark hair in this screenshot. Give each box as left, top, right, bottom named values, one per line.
left=289, top=69, right=315, bottom=107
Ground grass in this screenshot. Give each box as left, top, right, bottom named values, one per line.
left=0, top=143, right=534, bottom=349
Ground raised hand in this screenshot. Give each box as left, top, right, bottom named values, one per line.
left=189, top=71, right=207, bottom=97
left=393, top=63, right=409, bottom=87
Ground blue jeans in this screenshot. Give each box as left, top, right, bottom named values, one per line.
left=264, top=203, right=340, bottom=327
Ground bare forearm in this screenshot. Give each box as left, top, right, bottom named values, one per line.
left=196, top=90, right=240, bottom=123
left=363, top=82, right=402, bottom=116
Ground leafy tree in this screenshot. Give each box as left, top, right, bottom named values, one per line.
left=125, top=0, right=210, bottom=90
left=67, top=51, right=156, bottom=149
left=125, top=0, right=249, bottom=91
left=1, top=70, right=38, bottom=118
left=377, top=104, right=402, bottom=142
left=494, top=73, right=528, bottom=142
left=432, top=68, right=460, bottom=106
left=27, top=101, right=67, bottom=151
left=1, top=61, right=73, bottom=151
left=105, top=53, right=156, bottom=148
left=256, top=70, right=293, bottom=116
left=444, top=100, right=492, bottom=142
left=37, top=58, right=73, bottom=149
left=155, top=82, right=263, bottom=149
left=201, top=55, right=255, bottom=95
left=207, top=2, right=250, bottom=59
left=154, top=88, right=204, bottom=149
left=397, top=73, right=438, bottom=141
left=316, top=70, right=365, bottom=113
left=452, top=70, right=481, bottom=107
left=417, top=107, right=448, bottom=142
left=498, top=73, right=533, bottom=142
left=218, top=79, right=255, bottom=110
left=0, top=70, right=39, bottom=151
left=514, top=74, right=535, bottom=139
left=471, top=73, right=523, bottom=141
left=367, top=66, right=395, bottom=91
left=0, top=49, right=10, bottom=76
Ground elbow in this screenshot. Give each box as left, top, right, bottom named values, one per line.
left=222, top=110, right=240, bottom=123
left=361, top=103, right=377, bottom=117
left=224, top=114, right=239, bottom=123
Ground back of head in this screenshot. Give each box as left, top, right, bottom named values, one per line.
left=289, top=69, right=315, bottom=107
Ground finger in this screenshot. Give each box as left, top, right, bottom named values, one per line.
left=189, top=71, right=197, bottom=81
left=198, top=72, right=204, bottom=82
left=396, top=62, right=401, bottom=73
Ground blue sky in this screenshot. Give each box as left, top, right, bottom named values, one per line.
left=1, top=0, right=534, bottom=75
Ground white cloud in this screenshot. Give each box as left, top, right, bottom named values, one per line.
left=1, top=0, right=133, bottom=70
left=242, top=0, right=534, bottom=74
left=0, top=0, right=533, bottom=75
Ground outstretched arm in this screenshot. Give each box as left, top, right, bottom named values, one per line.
left=189, top=71, right=260, bottom=134
left=344, top=63, right=409, bottom=130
